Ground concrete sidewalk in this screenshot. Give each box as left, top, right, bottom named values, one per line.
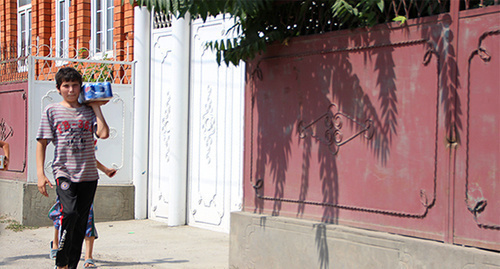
left=0, top=218, right=229, bottom=269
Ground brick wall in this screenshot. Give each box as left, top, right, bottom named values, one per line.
left=0, top=0, right=135, bottom=83
left=0, top=0, right=18, bottom=59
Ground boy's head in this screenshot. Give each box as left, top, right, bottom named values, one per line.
left=55, top=67, right=82, bottom=90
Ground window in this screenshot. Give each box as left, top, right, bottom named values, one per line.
left=92, top=0, right=114, bottom=56
left=56, top=0, right=69, bottom=58
left=18, top=1, right=32, bottom=70
left=18, top=1, right=32, bottom=58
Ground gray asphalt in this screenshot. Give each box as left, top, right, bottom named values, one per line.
left=0, top=219, right=229, bottom=269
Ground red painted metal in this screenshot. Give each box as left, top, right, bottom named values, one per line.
left=0, top=82, right=28, bottom=180
left=454, top=8, right=500, bottom=250
left=243, top=6, right=500, bottom=251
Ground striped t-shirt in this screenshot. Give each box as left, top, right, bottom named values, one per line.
left=37, top=103, right=99, bottom=182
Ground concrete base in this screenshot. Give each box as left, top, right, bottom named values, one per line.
left=229, top=212, right=500, bottom=269
left=0, top=179, right=134, bottom=227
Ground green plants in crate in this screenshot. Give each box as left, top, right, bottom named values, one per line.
left=73, top=48, right=114, bottom=82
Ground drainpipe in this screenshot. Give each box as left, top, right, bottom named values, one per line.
left=133, top=6, right=151, bottom=219
left=168, top=13, right=190, bottom=226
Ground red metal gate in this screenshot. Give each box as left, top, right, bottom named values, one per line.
left=0, top=82, right=28, bottom=180
left=454, top=7, right=500, bottom=250
left=242, top=4, right=500, bottom=251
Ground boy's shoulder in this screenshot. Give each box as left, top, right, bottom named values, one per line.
left=43, top=103, right=60, bottom=113
left=44, top=103, right=92, bottom=111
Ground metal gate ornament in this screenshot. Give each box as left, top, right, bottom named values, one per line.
left=298, top=103, right=373, bottom=156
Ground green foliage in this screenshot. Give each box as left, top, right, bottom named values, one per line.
left=0, top=216, right=38, bottom=232
left=128, top=0, right=447, bottom=66
left=73, top=48, right=114, bottom=82
left=331, top=0, right=385, bottom=27
left=393, top=15, right=407, bottom=26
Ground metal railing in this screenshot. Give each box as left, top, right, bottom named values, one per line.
left=30, top=56, right=134, bottom=84
left=1, top=37, right=133, bottom=85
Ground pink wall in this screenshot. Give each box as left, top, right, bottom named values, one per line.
left=243, top=6, right=499, bottom=251
left=0, top=82, right=28, bottom=181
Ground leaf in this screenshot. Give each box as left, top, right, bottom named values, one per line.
left=172, top=0, right=179, bottom=16
left=393, top=15, right=407, bottom=26
left=216, top=51, right=222, bottom=65
left=220, top=39, right=225, bottom=50
left=376, top=0, right=384, bottom=12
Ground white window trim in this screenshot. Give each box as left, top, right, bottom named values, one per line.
left=91, top=0, right=114, bottom=59
left=17, top=3, right=32, bottom=71
left=55, top=0, right=70, bottom=60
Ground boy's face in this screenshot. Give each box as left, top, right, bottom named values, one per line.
left=58, top=80, right=81, bottom=104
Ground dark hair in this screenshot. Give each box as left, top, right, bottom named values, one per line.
left=55, top=67, right=82, bottom=89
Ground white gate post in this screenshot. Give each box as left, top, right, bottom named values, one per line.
left=168, top=13, right=191, bottom=226
left=133, top=6, right=151, bottom=219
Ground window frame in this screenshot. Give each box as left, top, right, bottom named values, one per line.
left=55, top=0, right=70, bottom=59
left=91, top=0, right=114, bottom=58
left=17, top=2, right=32, bottom=70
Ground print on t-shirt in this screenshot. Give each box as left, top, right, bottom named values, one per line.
left=57, top=119, right=92, bottom=152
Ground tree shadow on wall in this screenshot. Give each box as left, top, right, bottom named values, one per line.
left=248, top=18, right=459, bottom=266
left=417, top=14, right=460, bottom=148
left=250, top=25, right=399, bottom=223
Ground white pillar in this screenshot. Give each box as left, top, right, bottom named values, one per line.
left=168, top=13, right=191, bottom=226
left=133, top=6, right=151, bottom=219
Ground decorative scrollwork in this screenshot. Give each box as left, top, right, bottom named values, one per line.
left=161, top=90, right=172, bottom=162
left=202, top=86, right=216, bottom=164
left=0, top=118, right=14, bottom=141
left=465, top=29, right=500, bottom=230
left=298, top=103, right=373, bottom=155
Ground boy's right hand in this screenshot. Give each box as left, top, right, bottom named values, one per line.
left=37, top=175, right=53, bottom=197
left=106, top=168, right=117, bottom=178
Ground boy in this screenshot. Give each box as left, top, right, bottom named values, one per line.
left=36, top=67, right=109, bottom=269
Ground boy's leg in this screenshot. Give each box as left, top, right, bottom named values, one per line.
left=86, top=204, right=98, bottom=239
left=53, top=228, right=59, bottom=247
left=85, top=236, right=95, bottom=261
left=55, top=178, right=78, bottom=267
left=50, top=199, right=61, bottom=259
left=67, top=180, right=97, bottom=269
left=50, top=228, right=59, bottom=259
left=84, top=204, right=97, bottom=262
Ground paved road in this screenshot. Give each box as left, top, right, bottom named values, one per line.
left=0, top=218, right=229, bottom=269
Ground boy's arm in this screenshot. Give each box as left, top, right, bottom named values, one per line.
left=89, top=101, right=110, bottom=139
left=36, top=139, right=53, bottom=197
left=96, top=159, right=106, bottom=172
left=96, top=159, right=117, bottom=178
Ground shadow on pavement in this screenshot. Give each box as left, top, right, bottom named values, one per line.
left=95, top=258, right=190, bottom=267
left=0, top=254, right=49, bottom=266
